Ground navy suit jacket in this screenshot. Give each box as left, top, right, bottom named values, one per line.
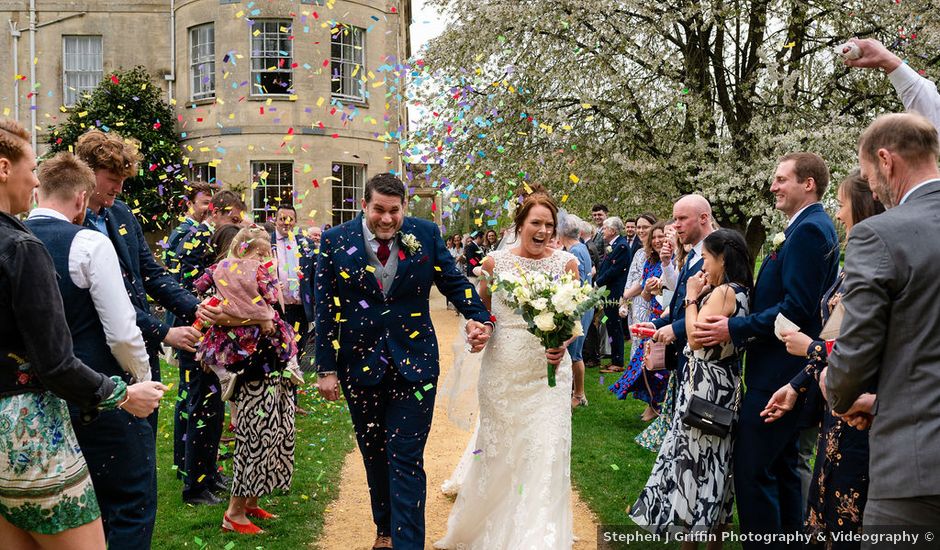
left=595, top=235, right=633, bottom=298
left=85, top=200, right=199, bottom=352
left=270, top=230, right=317, bottom=321
left=653, top=249, right=704, bottom=371
left=729, top=203, right=839, bottom=391
left=314, top=214, right=491, bottom=385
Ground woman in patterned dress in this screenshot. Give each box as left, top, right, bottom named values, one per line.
left=630, top=229, right=753, bottom=544
left=760, top=172, right=883, bottom=549
left=0, top=119, right=164, bottom=548
left=610, top=221, right=669, bottom=420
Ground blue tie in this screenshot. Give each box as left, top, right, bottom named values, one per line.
left=682, top=249, right=696, bottom=280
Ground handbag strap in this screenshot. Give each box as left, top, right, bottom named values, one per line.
left=641, top=368, right=661, bottom=414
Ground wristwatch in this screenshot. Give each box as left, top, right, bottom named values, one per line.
left=317, top=371, right=338, bottom=378
left=683, top=298, right=698, bottom=307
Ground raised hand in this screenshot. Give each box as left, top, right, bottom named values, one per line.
left=841, top=38, right=902, bottom=73
left=781, top=330, right=812, bottom=357
left=760, top=384, right=798, bottom=423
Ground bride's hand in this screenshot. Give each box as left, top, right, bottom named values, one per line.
left=546, top=345, right=566, bottom=366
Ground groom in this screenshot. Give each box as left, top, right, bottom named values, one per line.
left=314, top=173, right=493, bottom=550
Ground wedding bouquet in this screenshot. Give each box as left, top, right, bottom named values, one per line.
left=491, top=270, right=609, bottom=387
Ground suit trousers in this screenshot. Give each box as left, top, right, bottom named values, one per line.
left=342, top=364, right=436, bottom=550
left=71, top=408, right=157, bottom=549
left=603, top=303, right=625, bottom=366
left=734, top=388, right=804, bottom=549
left=177, top=351, right=224, bottom=498
left=862, top=495, right=940, bottom=549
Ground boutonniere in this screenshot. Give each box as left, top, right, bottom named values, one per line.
left=606, top=245, right=613, bottom=254
left=770, top=232, right=786, bottom=259
left=399, top=232, right=422, bottom=255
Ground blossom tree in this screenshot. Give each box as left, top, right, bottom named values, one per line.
left=407, top=0, right=940, bottom=256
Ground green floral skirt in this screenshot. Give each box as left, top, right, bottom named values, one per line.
left=0, top=391, right=100, bottom=534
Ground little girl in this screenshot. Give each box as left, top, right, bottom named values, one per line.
left=193, top=224, right=298, bottom=534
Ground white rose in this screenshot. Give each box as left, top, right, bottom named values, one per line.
left=534, top=310, right=556, bottom=332
left=530, top=297, right=549, bottom=311
left=552, top=287, right=578, bottom=315
left=772, top=232, right=786, bottom=248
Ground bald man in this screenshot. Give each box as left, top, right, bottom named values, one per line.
left=643, top=194, right=714, bottom=376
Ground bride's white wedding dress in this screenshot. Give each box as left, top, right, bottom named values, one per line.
left=435, top=248, right=574, bottom=550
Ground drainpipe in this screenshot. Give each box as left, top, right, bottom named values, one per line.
left=9, top=21, right=20, bottom=122
left=29, top=0, right=36, bottom=151
left=167, top=0, right=176, bottom=103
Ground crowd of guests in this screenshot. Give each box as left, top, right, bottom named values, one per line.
left=0, top=123, right=326, bottom=547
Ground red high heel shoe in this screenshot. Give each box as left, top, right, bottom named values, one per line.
left=221, top=514, right=263, bottom=534
left=246, top=506, right=278, bottom=520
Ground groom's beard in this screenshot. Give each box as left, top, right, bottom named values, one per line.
left=367, top=220, right=402, bottom=240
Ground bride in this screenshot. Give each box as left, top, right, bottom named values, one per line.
left=435, top=192, right=579, bottom=550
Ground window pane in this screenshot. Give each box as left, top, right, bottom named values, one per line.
left=250, top=19, right=292, bottom=96
left=331, top=163, right=365, bottom=226
left=251, top=161, right=294, bottom=221
left=63, top=36, right=102, bottom=107
left=330, top=24, right=365, bottom=102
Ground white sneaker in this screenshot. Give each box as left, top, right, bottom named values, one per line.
left=286, top=357, right=304, bottom=386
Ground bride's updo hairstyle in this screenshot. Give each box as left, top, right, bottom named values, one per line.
left=702, top=228, right=753, bottom=291
left=513, top=189, right=559, bottom=238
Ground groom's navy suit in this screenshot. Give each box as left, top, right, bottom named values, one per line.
left=315, top=213, right=490, bottom=549
left=729, top=203, right=838, bottom=546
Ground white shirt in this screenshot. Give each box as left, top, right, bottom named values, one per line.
left=900, top=179, right=940, bottom=206
left=788, top=202, right=819, bottom=227
left=662, top=239, right=704, bottom=290
left=361, top=218, right=399, bottom=257
left=889, top=63, right=940, bottom=136
left=28, top=208, right=151, bottom=382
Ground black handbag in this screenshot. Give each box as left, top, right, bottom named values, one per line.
left=680, top=358, right=740, bottom=438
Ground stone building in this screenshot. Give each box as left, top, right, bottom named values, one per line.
left=1, top=0, right=411, bottom=226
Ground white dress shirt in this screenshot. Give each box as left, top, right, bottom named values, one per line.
left=889, top=63, right=940, bottom=135
left=788, top=202, right=819, bottom=227
left=361, top=218, right=399, bottom=258
left=28, top=208, right=151, bottom=382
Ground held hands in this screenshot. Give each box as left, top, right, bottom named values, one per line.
left=163, top=326, right=201, bottom=353
left=465, top=320, right=493, bottom=353
left=760, top=384, right=799, bottom=423
left=835, top=393, right=877, bottom=430
left=692, top=315, right=731, bottom=347
left=781, top=330, right=813, bottom=357
left=121, top=381, right=168, bottom=418
left=316, top=373, right=341, bottom=401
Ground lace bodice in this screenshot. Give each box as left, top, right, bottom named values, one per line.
left=487, top=248, right=577, bottom=330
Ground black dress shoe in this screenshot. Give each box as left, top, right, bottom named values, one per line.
left=209, top=474, right=232, bottom=495
left=183, top=490, right=223, bottom=506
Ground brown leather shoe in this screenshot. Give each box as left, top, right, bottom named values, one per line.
left=372, top=535, right=393, bottom=549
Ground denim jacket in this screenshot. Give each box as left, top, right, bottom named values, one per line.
left=0, top=212, right=115, bottom=410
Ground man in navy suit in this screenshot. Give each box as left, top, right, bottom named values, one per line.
left=695, top=153, right=839, bottom=546
left=646, top=195, right=714, bottom=375
left=314, top=173, right=493, bottom=550
left=594, top=216, right=632, bottom=371
left=76, top=129, right=201, bottom=548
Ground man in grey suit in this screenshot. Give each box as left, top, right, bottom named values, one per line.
left=827, top=112, right=940, bottom=532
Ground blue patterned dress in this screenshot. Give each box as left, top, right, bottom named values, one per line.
left=608, top=259, right=667, bottom=406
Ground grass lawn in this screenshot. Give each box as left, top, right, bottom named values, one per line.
left=152, top=362, right=355, bottom=549
left=571, top=355, right=744, bottom=550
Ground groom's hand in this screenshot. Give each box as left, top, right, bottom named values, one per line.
left=465, top=320, right=493, bottom=353
left=317, top=373, right=341, bottom=401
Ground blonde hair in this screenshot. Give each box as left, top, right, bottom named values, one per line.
left=75, top=129, right=141, bottom=178
left=0, top=119, right=30, bottom=163
left=37, top=152, right=95, bottom=201
left=228, top=225, right=271, bottom=259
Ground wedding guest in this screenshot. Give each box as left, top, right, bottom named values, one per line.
left=694, top=153, right=839, bottom=547
left=631, top=229, right=753, bottom=542
left=761, top=171, right=883, bottom=548
left=76, top=129, right=201, bottom=416
left=463, top=231, right=485, bottom=279
left=25, top=150, right=168, bottom=547
left=193, top=225, right=299, bottom=534
left=269, top=203, right=315, bottom=350
left=172, top=190, right=246, bottom=505
left=306, top=224, right=323, bottom=247
left=610, top=221, right=668, bottom=422
left=483, top=229, right=499, bottom=253
left=827, top=113, right=940, bottom=531
left=842, top=38, right=940, bottom=134
left=620, top=214, right=657, bottom=329
left=584, top=204, right=610, bottom=367
left=625, top=216, right=643, bottom=256
left=164, top=180, right=213, bottom=269
left=0, top=118, right=163, bottom=550
left=596, top=216, right=632, bottom=373
left=559, top=213, right=593, bottom=408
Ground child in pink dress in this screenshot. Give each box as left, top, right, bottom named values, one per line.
left=194, top=225, right=298, bottom=400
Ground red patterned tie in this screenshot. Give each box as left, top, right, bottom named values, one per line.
left=376, top=238, right=391, bottom=266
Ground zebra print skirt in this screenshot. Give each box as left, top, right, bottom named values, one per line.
left=231, top=373, right=295, bottom=497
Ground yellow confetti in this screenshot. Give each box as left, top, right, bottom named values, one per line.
left=409, top=331, right=420, bottom=339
